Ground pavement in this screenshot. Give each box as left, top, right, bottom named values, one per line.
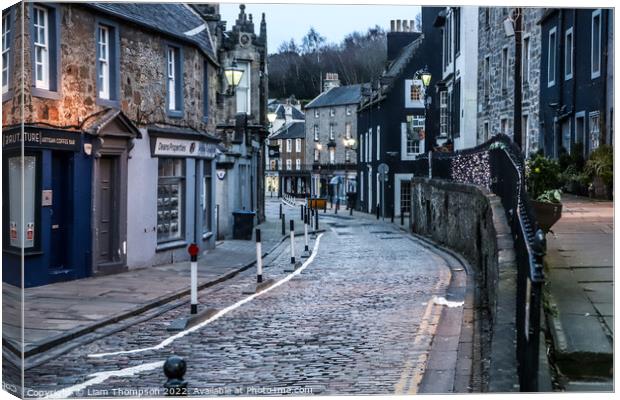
left=543, top=194, right=614, bottom=391
left=13, top=203, right=474, bottom=397
left=2, top=198, right=303, bottom=366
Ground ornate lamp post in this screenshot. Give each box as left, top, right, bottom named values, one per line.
left=414, top=66, right=432, bottom=147
left=343, top=138, right=357, bottom=210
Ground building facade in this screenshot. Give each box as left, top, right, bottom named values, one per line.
left=271, top=121, right=308, bottom=196
left=433, top=7, right=479, bottom=150
left=538, top=8, right=613, bottom=157
left=356, top=8, right=443, bottom=217
left=304, top=78, right=360, bottom=203
left=476, top=7, right=544, bottom=155
left=1, top=2, right=267, bottom=287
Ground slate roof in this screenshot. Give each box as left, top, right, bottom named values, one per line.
left=86, top=3, right=216, bottom=63
left=305, top=85, right=362, bottom=109
left=270, top=121, right=306, bottom=140
left=270, top=103, right=305, bottom=120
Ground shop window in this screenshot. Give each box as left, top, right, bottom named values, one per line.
left=202, top=161, right=212, bottom=236
left=157, top=158, right=185, bottom=244
left=5, top=154, right=40, bottom=250
left=31, top=3, right=60, bottom=99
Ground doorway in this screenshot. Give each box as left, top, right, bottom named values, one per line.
left=575, top=113, right=586, bottom=156
left=49, top=152, right=74, bottom=278
left=96, top=155, right=121, bottom=269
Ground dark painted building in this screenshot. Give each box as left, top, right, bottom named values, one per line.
left=539, top=8, right=613, bottom=158
left=356, top=8, right=443, bottom=217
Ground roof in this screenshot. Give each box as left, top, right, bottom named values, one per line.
left=305, top=85, right=362, bottom=109
left=270, top=121, right=306, bottom=140
left=82, top=109, right=142, bottom=138
left=86, top=3, right=217, bottom=64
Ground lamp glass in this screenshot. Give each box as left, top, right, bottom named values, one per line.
left=421, top=72, right=432, bottom=88
left=224, top=66, right=244, bottom=87
left=267, top=112, right=277, bottom=123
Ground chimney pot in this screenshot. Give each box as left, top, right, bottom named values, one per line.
left=403, top=20, right=409, bottom=32
left=410, top=20, right=415, bottom=32
left=396, top=20, right=402, bottom=32
left=390, top=20, right=395, bottom=32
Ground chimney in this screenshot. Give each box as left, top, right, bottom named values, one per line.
left=387, top=18, right=421, bottom=62
left=323, top=73, right=340, bottom=92
left=390, top=20, right=395, bottom=32
left=410, top=19, right=415, bottom=32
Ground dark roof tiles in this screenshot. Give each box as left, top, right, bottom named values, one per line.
left=305, top=84, right=362, bottom=109
left=270, top=121, right=306, bottom=139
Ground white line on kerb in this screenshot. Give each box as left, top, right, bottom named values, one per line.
left=88, top=233, right=325, bottom=359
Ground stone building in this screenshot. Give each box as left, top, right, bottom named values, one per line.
left=304, top=77, right=361, bottom=203
left=1, top=3, right=267, bottom=286
left=476, top=7, right=544, bottom=155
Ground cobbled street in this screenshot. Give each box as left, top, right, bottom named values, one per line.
left=24, top=207, right=461, bottom=397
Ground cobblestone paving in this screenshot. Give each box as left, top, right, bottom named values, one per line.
left=24, top=213, right=452, bottom=397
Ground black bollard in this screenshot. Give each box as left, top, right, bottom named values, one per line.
left=315, top=207, right=319, bottom=231
left=391, top=207, right=394, bottom=223
left=163, top=356, right=187, bottom=396
left=323, top=201, right=327, bottom=213
left=350, top=205, right=353, bottom=216
left=281, top=213, right=286, bottom=236
left=300, top=205, right=304, bottom=221
left=279, top=203, right=282, bottom=219
left=376, top=205, right=380, bottom=220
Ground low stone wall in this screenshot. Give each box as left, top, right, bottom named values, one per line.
left=410, top=177, right=519, bottom=391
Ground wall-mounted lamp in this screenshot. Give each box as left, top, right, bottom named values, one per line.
left=224, top=59, right=244, bottom=96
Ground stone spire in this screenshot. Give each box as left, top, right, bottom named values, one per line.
left=259, top=12, right=267, bottom=46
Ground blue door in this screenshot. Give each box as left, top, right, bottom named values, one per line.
left=49, top=152, right=75, bottom=281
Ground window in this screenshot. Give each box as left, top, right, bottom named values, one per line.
left=452, top=80, right=461, bottom=138
left=97, top=25, right=109, bottom=99
left=329, top=148, right=335, bottom=164
left=286, top=159, right=292, bottom=170
left=330, top=108, right=335, bottom=117
left=314, top=109, right=319, bottom=118
left=314, top=148, right=320, bottom=162
left=166, top=45, right=183, bottom=115
left=484, top=8, right=490, bottom=28
left=454, top=8, right=461, bottom=55
left=203, top=61, right=209, bottom=121
left=548, top=27, right=557, bottom=87
left=405, top=115, right=425, bottom=154
left=482, top=121, right=489, bottom=143
left=364, top=132, right=369, bottom=162
left=295, top=138, right=301, bottom=153
left=400, top=181, right=411, bottom=215
left=501, top=47, right=508, bottom=91
left=501, top=118, right=509, bottom=136
left=202, top=162, right=212, bottom=235
left=6, top=155, right=39, bottom=250
left=591, top=10, right=601, bottom=79
left=523, top=36, right=530, bottom=84
left=590, top=112, right=600, bottom=150
left=286, top=139, right=292, bottom=152
left=295, top=159, right=301, bottom=170
left=2, top=11, right=11, bottom=94
left=33, top=5, right=49, bottom=90
left=313, top=125, right=319, bottom=141
left=565, top=28, right=573, bottom=80
left=368, top=128, right=373, bottom=161
left=410, top=81, right=423, bottom=101
left=376, top=125, right=380, bottom=161
left=278, top=139, right=282, bottom=151
left=236, top=61, right=251, bottom=114
left=329, top=124, right=335, bottom=140
left=157, top=159, right=185, bottom=244
left=484, top=55, right=490, bottom=99
left=345, top=123, right=351, bottom=139
left=346, top=106, right=351, bottom=115
left=440, top=90, right=449, bottom=136
left=360, top=135, right=364, bottom=162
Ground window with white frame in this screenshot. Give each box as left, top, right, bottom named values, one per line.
left=346, top=106, right=351, bottom=115
left=329, top=124, right=334, bottom=140
left=591, top=10, right=601, bottom=79
left=548, top=27, right=557, bottom=87
left=360, top=135, right=364, bottom=162
left=329, top=148, right=335, bottom=164
left=235, top=61, right=251, bottom=114
left=376, top=125, right=380, bottom=160
left=286, top=139, right=292, bottom=152
left=166, top=46, right=183, bottom=112
left=589, top=112, right=600, bottom=150
left=295, top=138, right=301, bottom=153
left=278, top=139, right=282, bottom=151
left=97, top=25, right=110, bottom=99
left=345, top=123, right=351, bottom=139
left=296, top=159, right=301, bottom=170
left=368, top=128, right=373, bottom=161
left=522, top=36, right=530, bottom=84
left=405, top=115, right=424, bottom=154
left=501, top=46, right=508, bottom=91
left=314, top=148, right=320, bottom=162
left=314, top=109, right=319, bottom=118
left=565, top=28, right=573, bottom=80
left=286, top=159, right=292, bottom=170
left=33, top=5, right=49, bottom=90
left=439, top=90, right=448, bottom=137
left=330, top=108, right=335, bottom=117
left=313, top=125, right=319, bottom=141
left=2, top=12, right=11, bottom=94
left=410, top=81, right=423, bottom=102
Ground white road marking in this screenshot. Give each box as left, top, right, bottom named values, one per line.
left=433, top=296, right=464, bottom=308
left=43, top=361, right=164, bottom=399
left=88, top=233, right=324, bottom=359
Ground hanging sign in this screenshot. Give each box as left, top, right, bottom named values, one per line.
left=153, top=137, right=217, bottom=159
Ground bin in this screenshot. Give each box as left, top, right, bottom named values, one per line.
left=232, top=210, right=256, bottom=240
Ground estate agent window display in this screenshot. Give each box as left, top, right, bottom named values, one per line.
left=157, top=158, right=185, bottom=244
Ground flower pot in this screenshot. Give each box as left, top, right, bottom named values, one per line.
left=530, top=200, right=562, bottom=233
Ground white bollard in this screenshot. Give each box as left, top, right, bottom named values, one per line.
left=255, top=228, right=263, bottom=283
left=187, top=243, right=199, bottom=315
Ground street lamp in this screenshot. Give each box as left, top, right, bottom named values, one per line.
left=224, top=59, right=244, bottom=95
left=267, top=112, right=277, bottom=124
left=414, top=66, right=432, bottom=148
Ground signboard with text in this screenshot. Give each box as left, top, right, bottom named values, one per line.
left=2, top=128, right=80, bottom=152
left=152, top=137, right=217, bottom=159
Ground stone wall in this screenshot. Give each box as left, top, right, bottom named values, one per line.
left=410, top=177, right=519, bottom=391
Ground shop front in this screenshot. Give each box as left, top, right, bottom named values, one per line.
left=126, top=126, right=219, bottom=268
left=2, top=125, right=93, bottom=287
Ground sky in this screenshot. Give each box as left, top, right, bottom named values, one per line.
left=219, top=2, right=421, bottom=54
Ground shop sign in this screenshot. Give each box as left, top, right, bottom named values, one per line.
left=3, top=129, right=80, bottom=151
left=153, top=137, right=217, bottom=159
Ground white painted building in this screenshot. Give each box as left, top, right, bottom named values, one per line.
left=434, top=7, right=479, bottom=150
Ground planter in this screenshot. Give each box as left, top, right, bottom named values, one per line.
left=530, top=200, right=562, bottom=233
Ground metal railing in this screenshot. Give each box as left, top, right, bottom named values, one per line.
left=412, top=134, right=545, bottom=392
